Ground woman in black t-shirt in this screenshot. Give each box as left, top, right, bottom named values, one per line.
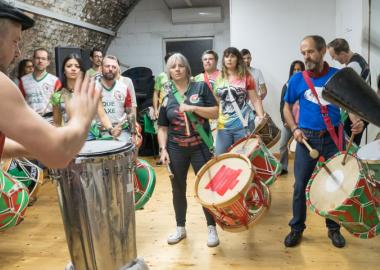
left=157, top=53, right=220, bottom=247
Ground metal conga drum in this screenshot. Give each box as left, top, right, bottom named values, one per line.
left=54, top=140, right=144, bottom=270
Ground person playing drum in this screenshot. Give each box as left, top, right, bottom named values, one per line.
left=0, top=1, right=100, bottom=168
left=157, top=53, right=220, bottom=247
left=283, top=35, right=365, bottom=248
left=213, top=47, right=265, bottom=155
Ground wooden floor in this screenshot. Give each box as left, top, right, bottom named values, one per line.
left=1, top=157, right=379, bottom=270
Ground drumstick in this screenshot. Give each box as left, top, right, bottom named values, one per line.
left=321, top=163, right=340, bottom=183
left=342, top=134, right=355, bottom=165
left=302, top=139, right=319, bottom=159
left=166, top=164, right=174, bottom=181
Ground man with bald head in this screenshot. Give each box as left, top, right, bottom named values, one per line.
left=283, top=35, right=364, bottom=248
left=0, top=0, right=100, bottom=167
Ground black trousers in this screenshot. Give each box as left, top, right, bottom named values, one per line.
left=167, top=142, right=216, bottom=227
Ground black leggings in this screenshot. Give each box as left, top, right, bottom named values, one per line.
left=167, top=142, right=216, bottom=227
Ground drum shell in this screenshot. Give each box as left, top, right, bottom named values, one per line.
left=55, top=144, right=137, bottom=270
left=254, top=114, right=281, bottom=148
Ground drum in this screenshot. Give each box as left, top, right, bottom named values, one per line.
left=195, top=153, right=270, bottom=232
left=228, top=135, right=281, bottom=187
left=54, top=140, right=145, bottom=270
left=2, top=158, right=43, bottom=198
left=0, top=170, right=29, bottom=231
left=134, top=159, right=156, bottom=210
left=357, top=140, right=380, bottom=207
left=306, top=152, right=380, bottom=239
left=254, top=114, right=281, bottom=148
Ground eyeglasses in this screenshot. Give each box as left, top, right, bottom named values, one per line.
left=34, top=57, right=48, bottom=61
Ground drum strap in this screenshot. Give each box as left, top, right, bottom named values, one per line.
left=204, top=72, right=213, bottom=93
left=226, top=84, right=250, bottom=128
left=302, top=71, right=343, bottom=151
left=171, top=83, right=215, bottom=153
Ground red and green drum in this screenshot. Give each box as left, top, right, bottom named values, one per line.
left=228, top=134, right=281, bottom=187
left=306, top=152, right=380, bottom=239
left=0, top=170, right=29, bottom=231
left=134, top=159, right=156, bottom=210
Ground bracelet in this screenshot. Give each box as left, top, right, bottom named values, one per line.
left=159, top=146, right=166, bottom=153
left=291, top=127, right=300, bottom=133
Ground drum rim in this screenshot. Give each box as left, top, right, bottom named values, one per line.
left=356, top=139, right=380, bottom=164
left=134, top=159, right=156, bottom=210
left=195, top=153, right=255, bottom=207
left=227, top=134, right=261, bottom=153
left=76, top=141, right=135, bottom=158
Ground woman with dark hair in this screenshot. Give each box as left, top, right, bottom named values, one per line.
left=52, top=54, right=84, bottom=126
left=279, top=60, right=305, bottom=175
left=214, top=47, right=265, bottom=155
left=157, top=53, right=220, bottom=247
left=14, top=59, right=33, bottom=85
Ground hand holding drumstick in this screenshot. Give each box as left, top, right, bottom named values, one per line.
left=293, top=128, right=319, bottom=159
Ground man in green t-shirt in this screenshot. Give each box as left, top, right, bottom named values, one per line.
left=153, top=53, right=173, bottom=119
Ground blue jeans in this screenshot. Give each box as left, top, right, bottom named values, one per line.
left=215, top=128, right=247, bottom=155
left=289, top=129, right=341, bottom=232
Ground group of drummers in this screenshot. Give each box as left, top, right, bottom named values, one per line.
left=1, top=2, right=380, bottom=261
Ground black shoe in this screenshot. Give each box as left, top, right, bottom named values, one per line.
left=284, top=230, right=303, bottom=247
left=328, top=229, right=346, bottom=248
left=280, top=169, right=288, bottom=175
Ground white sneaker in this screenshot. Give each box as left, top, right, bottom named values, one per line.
left=207, top=225, right=220, bottom=247
left=167, top=226, right=186, bottom=245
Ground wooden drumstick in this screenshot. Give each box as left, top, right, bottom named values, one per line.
left=302, top=139, right=319, bottom=159
left=342, top=134, right=355, bottom=165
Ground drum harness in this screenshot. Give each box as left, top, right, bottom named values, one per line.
left=302, top=71, right=344, bottom=152
left=171, top=82, right=215, bottom=156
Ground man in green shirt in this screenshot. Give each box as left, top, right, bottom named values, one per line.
left=153, top=53, right=173, bottom=119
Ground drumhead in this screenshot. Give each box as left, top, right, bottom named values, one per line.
left=195, top=153, right=253, bottom=206
left=229, top=136, right=260, bottom=156
left=78, top=140, right=133, bottom=157
left=309, top=153, right=359, bottom=212
left=357, top=140, right=380, bottom=164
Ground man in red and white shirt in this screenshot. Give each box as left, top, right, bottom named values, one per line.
left=19, top=48, right=61, bottom=123
left=96, top=55, right=132, bottom=141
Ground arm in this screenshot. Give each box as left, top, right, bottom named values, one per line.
left=153, top=89, right=160, bottom=119
left=258, top=83, right=268, bottom=100
left=284, top=102, right=306, bottom=142
left=157, top=126, right=170, bottom=164
left=53, top=104, right=63, bottom=127
left=248, top=89, right=264, bottom=117
left=180, top=104, right=218, bottom=119
left=0, top=73, right=100, bottom=168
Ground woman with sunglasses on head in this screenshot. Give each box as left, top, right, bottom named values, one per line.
left=157, top=53, right=220, bottom=247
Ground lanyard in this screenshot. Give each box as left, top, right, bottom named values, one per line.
left=171, top=82, right=214, bottom=153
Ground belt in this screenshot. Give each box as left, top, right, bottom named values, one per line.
left=301, top=127, right=339, bottom=138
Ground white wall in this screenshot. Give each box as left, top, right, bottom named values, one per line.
left=108, top=0, right=230, bottom=75
left=230, top=0, right=337, bottom=150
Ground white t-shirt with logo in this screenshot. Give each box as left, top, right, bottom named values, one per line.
left=96, top=79, right=132, bottom=124
left=20, top=72, right=61, bottom=115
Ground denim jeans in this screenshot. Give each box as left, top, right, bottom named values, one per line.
left=215, top=128, right=247, bottom=155
left=167, top=142, right=216, bottom=227
left=289, top=129, right=341, bottom=232
left=279, top=125, right=292, bottom=171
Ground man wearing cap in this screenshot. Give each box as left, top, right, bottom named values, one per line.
left=0, top=0, right=100, bottom=167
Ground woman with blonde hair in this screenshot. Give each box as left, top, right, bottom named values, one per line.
left=157, top=53, right=220, bottom=247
